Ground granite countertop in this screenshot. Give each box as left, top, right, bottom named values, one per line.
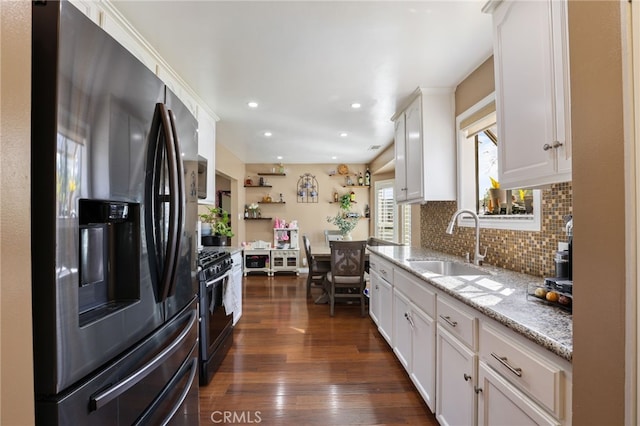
left=368, top=245, right=573, bottom=362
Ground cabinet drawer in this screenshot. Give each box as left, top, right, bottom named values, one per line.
left=395, top=268, right=435, bottom=317
left=480, top=323, right=563, bottom=418
left=368, top=255, right=393, bottom=284
left=437, top=296, right=477, bottom=350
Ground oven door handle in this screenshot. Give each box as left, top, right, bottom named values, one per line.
left=205, top=269, right=231, bottom=287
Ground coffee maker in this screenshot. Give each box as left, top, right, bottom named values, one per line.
left=545, top=216, right=573, bottom=293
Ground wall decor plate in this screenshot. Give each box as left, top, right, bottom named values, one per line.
left=337, top=164, right=349, bottom=175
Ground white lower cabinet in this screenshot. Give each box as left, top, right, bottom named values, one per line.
left=478, top=361, right=560, bottom=426
left=393, top=289, right=412, bottom=370
left=377, top=277, right=393, bottom=345
left=230, top=251, right=243, bottom=325
left=393, top=269, right=437, bottom=412
left=369, top=254, right=394, bottom=345
left=370, top=258, right=572, bottom=425
left=479, top=322, right=571, bottom=424
left=369, top=269, right=381, bottom=326
left=409, top=304, right=436, bottom=411
left=436, top=325, right=478, bottom=426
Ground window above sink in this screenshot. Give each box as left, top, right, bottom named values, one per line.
left=456, top=93, right=542, bottom=232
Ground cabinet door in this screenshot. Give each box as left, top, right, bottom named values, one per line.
left=411, top=305, right=436, bottom=413
left=404, top=97, right=424, bottom=201
left=394, top=115, right=407, bottom=202
left=493, top=0, right=570, bottom=188
left=197, top=109, right=217, bottom=203
left=231, top=253, right=243, bottom=325
left=436, top=326, right=477, bottom=426
left=369, top=269, right=381, bottom=326
left=393, top=289, right=412, bottom=371
left=378, top=277, right=393, bottom=345
left=478, top=362, right=560, bottom=426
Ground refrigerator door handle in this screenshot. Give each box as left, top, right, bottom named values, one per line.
left=89, top=309, right=197, bottom=412
left=165, top=109, right=185, bottom=298
left=145, top=102, right=180, bottom=302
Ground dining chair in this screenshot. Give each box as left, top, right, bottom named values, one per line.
left=302, top=235, right=331, bottom=298
left=325, top=240, right=368, bottom=317
left=324, top=230, right=343, bottom=243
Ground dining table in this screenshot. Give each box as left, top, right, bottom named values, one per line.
left=311, top=244, right=370, bottom=267
left=310, top=243, right=370, bottom=304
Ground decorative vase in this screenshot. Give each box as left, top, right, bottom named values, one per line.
left=342, top=233, right=352, bottom=241
left=201, top=223, right=212, bottom=236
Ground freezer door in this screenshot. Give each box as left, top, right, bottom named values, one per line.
left=35, top=299, right=199, bottom=425
left=31, top=1, right=166, bottom=395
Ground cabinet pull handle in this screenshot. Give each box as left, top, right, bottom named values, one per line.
left=404, top=312, right=414, bottom=328
left=474, top=386, right=483, bottom=394
left=463, top=373, right=472, bottom=382
left=439, top=315, right=458, bottom=327
left=491, top=352, right=523, bottom=377
left=543, top=141, right=563, bottom=151
left=375, top=285, right=379, bottom=290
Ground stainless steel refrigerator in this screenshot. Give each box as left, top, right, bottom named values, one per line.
left=31, top=1, right=199, bottom=423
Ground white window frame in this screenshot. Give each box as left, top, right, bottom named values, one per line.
left=374, top=179, right=410, bottom=243
left=456, top=93, right=542, bottom=231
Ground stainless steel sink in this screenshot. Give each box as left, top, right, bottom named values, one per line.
left=407, top=260, right=490, bottom=276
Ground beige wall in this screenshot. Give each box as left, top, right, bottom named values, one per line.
left=0, top=1, right=35, bottom=424
left=242, top=164, right=371, bottom=247
left=454, top=56, right=495, bottom=116
left=205, top=143, right=246, bottom=246
left=569, top=1, right=626, bottom=424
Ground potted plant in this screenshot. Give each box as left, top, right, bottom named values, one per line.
left=199, top=206, right=234, bottom=246
left=327, top=194, right=359, bottom=239
left=488, top=177, right=507, bottom=214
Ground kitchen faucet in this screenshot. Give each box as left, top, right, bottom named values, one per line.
left=446, top=209, right=487, bottom=266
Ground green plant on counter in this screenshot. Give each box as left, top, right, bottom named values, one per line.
left=199, top=206, right=234, bottom=237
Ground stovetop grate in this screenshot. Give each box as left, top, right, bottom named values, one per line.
left=198, top=248, right=232, bottom=282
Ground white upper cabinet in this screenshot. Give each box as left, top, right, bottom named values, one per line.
left=392, top=88, right=456, bottom=204
left=198, top=109, right=218, bottom=204
left=394, top=116, right=407, bottom=202
left=484, top=0, right=571, bottom=189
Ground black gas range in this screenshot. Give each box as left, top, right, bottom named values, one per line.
left=198, top=248, right=233, bottom=282
left=197, top=248, right=234, bottom=385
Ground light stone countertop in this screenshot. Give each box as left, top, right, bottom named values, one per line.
left=367, top=245, right=573, bottom=362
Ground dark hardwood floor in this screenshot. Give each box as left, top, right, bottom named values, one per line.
left=199, top=273, right=439, bottom=425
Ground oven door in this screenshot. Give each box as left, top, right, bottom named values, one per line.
left=199, top=270, right=233, bottom=363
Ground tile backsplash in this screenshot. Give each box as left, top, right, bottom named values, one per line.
left=421, top=182, right=572, bottom=277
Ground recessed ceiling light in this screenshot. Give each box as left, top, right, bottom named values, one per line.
left=264, top=131, right=272, bottom=137
left=331, top=156, right=337, bottom=160
left=276, top=156, right=283, bottom=160
left=339, top=132, right=348, bottom=137
left=247, top=101, right=258, bottom=108
left=351, top=103, right=361, bottom=109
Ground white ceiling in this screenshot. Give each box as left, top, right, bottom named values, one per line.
left=112, top=1, right=494, bottom=165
